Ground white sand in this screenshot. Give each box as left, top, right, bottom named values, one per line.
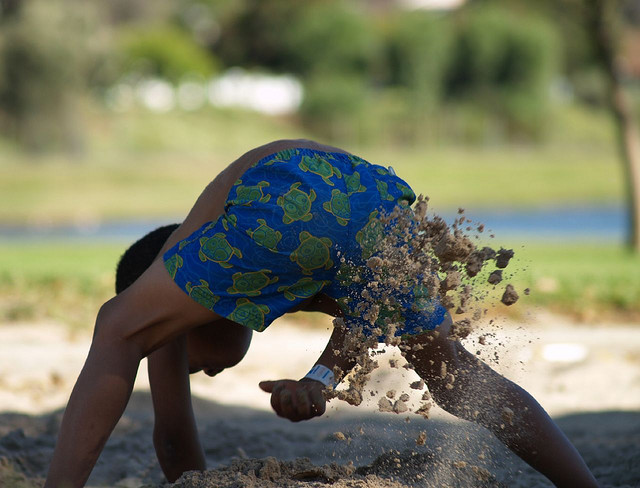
left=1, top=313, right=639, bottom=487
left=2, top=312, right=638, bottom=417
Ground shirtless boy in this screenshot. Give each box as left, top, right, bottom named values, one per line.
left=45, top=139, right=600, bottom=487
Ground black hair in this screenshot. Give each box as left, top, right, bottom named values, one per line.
left=115, top=224, right=180, bottom=294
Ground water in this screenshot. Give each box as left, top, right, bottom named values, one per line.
left=0, top=205, right=629, bottom=244
left=444, top=204, right=627, bottom=243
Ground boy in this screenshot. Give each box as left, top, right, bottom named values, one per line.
left=45, top=139, right=600, bottom=487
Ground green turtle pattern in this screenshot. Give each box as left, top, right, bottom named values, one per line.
left=375, top=179, right=395, bottom=201
left=162, top=147, right=444, bottom=336
left=227, top=269, right=278, bottom=296
left=229, top=298, right=270, bottom=331
left=263, top=148, right=299, bottom=166
left=277, top=182, right=316, bottom=224
left=186, top=279, right=220, bottom=310
left=290, top=231, right=334, bottom=275
left=395, top=182, right=416, bottom=207
left=298, top=154, right=342, bottom=186
left=246, top=219, right=282, bottom=251
left=355, top=210, right=384, bottom=259
left=277, top=277, right=330, bottom=301
left=348, top=154, right=367, bottom=166
left=344, top=171, right=366, bottom=195
left=412, top=284, right=435, bottom=313
left=222, top=214, right=238, bottom=230
left=231, top=180, right=271, bottom=205
left=165, top=253, right=183, bottom=279
left=198, top=233, right=243, bottom=268
left=322, top=189, right=350, bottom=226
left=335, top=263, right=360, bottom=287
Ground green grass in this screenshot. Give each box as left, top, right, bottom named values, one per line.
left=0, top=102, right=637, bottom=325
left=504, top=242, right=640, bottom=322
left=0, top=242, right=122, bottom=328
left=1, top=241, right=638, bottom=329
left=0, top=103, right=627, bottom=224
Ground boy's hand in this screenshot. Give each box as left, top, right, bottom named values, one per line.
left=259, top=379, right=326, bottom=422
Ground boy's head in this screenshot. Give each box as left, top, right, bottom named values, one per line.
left=116, top=224, right=252, bottom=375
left=115, top=224, right=180, bottom=294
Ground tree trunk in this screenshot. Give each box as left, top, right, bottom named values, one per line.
left=587, top=0, right=640, bottom=252
left=0, top=0, right=22, bottom=20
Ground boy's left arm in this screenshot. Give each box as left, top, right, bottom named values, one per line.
left=148, top=336, right=206, bottom=482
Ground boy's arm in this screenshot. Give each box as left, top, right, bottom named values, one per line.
left=259, top=323, right=356, bottom=422
left=148, top=336, right=206, bottom=482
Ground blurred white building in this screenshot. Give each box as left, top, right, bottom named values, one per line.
left=400, top=0, right=465, bottom=9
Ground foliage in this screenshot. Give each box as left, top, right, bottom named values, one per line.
left=0, top=0, right=613, bottom=148
left=445, top=6, right=560, bottom=139
left=117, top=24, right=218, bottom=83
left=382, top=11, right=453, bottom=106
left=214, top=0, right=304, bottom=72
left=298, top=74, right=369, bottom=143
left=283, top=1, right=378, bottom=78
left=0, top=0, right=108, bottom=152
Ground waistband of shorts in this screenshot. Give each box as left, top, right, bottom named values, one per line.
left=254, top=147, right=358, bottom=166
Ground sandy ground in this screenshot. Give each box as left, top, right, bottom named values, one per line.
left=1, top=312, right=639, bottom=487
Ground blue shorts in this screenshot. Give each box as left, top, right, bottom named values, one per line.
left=163, top=148, right=446, bottom=335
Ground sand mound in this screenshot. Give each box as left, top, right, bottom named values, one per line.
left=164, top=449, right=506, bottom=488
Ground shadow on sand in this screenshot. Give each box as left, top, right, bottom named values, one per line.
left=0, top=391, right=638, bottom=487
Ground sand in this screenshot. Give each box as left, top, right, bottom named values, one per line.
left=2, top=201, right=638, bottom=487
left=1, top=315, right=639, bottom=488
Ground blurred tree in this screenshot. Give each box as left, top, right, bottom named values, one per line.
left=118, top=24, right=218, bottom=83
left=445, top=6, right=559, bottom=140
left=102, top=0, right=173, bottom=26
left=585, top=0, right=640, bottom=251
left=474, top=0, right=640, bottom=250
left=0, top=0, right=21, bottom=19
left=215, top=0, right=377, bottom=77
left=0, top=0, right=106, bottom=153
left=284, top=1, right=377, bottom=78
left=214, top=0, right=303, bottom=72
left=299, top=73, right=368, bottom=143
left=380, top=10, right=453, bottom=142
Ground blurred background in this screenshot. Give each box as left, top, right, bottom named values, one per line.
left=1, top=0, right=640, bottom=329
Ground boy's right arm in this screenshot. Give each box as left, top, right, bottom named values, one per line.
left=148, top=336, right=205, bottom=482
left=259, top=323, right=357, bottom=421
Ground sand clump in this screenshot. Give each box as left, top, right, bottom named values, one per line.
left=164, top=451, right=507, bottom=488
left=165, top=457, right=359, bottom=488
left=501, top=284, right=519, bottom=306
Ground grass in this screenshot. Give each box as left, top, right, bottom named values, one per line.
left=510, top=242, right=640, bottom=322
left=0, top=103, right=627, bottom=224
left=1, top=240, right=638, bottom=330
left=0, top=102, right=637, bottom=326
left=0, top=242, right=122, bottom=329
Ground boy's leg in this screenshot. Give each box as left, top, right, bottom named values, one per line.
left=46, top=177, right=233, bottom=488
left=404, top=317, right=600, bottom=488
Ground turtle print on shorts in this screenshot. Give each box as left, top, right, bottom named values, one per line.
left=163, top=148, right=446, bottom=334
